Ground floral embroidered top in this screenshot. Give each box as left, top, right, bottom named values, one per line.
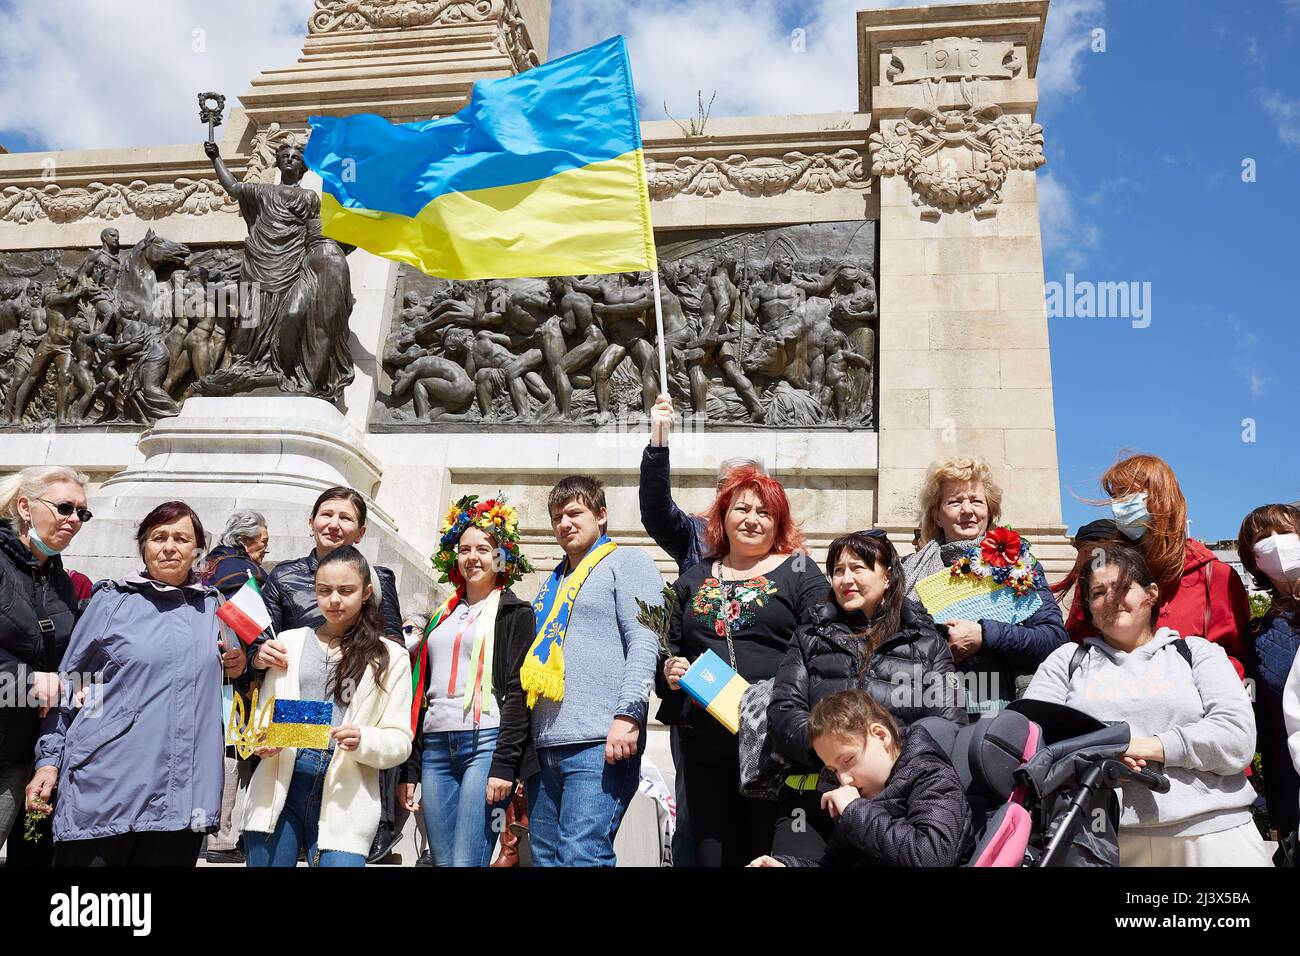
left=658, top=553, right=830, bottom=752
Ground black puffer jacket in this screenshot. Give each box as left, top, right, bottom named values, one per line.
left=0, top=523, right=80, bottom=762
left=261, top=549, right=403, bottom=640
left=768, top=598, right=966, bottom=772
left=777, top=725, right=969, bottom=867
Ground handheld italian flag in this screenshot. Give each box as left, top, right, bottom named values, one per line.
left=216, top=573, right=273, bottom=646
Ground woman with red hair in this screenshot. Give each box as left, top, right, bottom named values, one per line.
left=657, top=467, right=830, bottom=866
left=1065, top=453, right=1250, bottom=677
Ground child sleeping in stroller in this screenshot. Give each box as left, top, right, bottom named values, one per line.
left=748, top=690, right=969, bottom=867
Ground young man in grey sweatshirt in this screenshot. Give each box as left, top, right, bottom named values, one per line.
left=1023, top=548, right=1269, bottom=866
left=522, top=475, right=664, bottom=866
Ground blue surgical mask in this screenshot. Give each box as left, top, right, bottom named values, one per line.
left=28, top=524, right=65, bottom=557
left=1111, top=492, right=1150, bottom=540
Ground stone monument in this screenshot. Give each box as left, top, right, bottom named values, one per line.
left=0, top=0, right=1070, bottom=612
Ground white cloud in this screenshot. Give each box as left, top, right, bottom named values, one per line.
left=1257, top=89, right=1300, bottom=149
left=1036, top=0, right=1105, bottom=97
left=0, top=0, right=309, bottom=151
left=552, top=0, right=1105, bottom=121
left=1038, top=172, right=1099, bottom=269
left=1245, top=35, right=1267, bottom=69
left=2, top=0, right=1107, bottom=152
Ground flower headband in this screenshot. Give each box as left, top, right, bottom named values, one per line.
left=432, top=494, right=533, bottom=588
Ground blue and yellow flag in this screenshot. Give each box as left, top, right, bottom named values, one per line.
left=304, top=35, right=656, bottom=280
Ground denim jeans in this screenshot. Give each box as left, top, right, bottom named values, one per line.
left=244, top=748, right=366, bottom=867
left=420, top=727, right=508, bottom=867
left=525, top=742, right=639, bottom=867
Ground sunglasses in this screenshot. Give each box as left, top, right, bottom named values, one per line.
left=854, top=529, right=889, bottom=540
left=39, top=498, right=93, bottom=523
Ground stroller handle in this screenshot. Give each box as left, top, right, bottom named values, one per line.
left=1112, top=761, right=1171, bottom=794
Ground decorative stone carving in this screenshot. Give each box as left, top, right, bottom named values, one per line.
left=869, top=77, right=1044, bottom=216
left=0, top=178, right=236, bottom=225
left=494, top=0, right=540, bottom=73
left=244, top=123, right=312, bottom=185
left=308, top=0, right=503, bottom=34
left=373, top=221, right=878, bottom=431
left=885, top=37, right=1023, bottom=84
left=648, top=150, right=869, bottom=202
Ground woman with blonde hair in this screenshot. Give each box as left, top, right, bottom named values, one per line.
left=902, top=456, right=1067, bottom=719
left=1065, top=453, right=1250, bottom=678
left=0, top=466, right=90, bottom=846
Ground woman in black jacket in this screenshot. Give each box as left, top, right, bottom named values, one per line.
left=397, top=495, right=536, bottom=867
left=0, top=466, right=90, bottom=847
left=767, top=530, right=966, bottom=857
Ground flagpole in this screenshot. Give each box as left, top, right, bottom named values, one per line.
left=650, top=269, right=669, bottom=398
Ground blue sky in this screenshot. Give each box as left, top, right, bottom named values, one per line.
left=1, top=0, right=1296, bottom=539
left=549, top=0, right=1300, bottom=541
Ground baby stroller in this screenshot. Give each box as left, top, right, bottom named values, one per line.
left=916, top=699, right=1169, bottom=867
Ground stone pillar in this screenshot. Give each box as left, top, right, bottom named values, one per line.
left=860, top=0, right=1071, bottom=570
left=67, top=397, right=439, bottom=618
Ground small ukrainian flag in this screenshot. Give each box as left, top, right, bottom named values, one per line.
left=304, top=35, right=656, bottom=280
left=679, top=650, right=749, bottom=735
left=263, top=699, right=333, bottom=750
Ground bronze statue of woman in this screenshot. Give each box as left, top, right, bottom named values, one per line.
left=203, top=139, right=354, bottom=401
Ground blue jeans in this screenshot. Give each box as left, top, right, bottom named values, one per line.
left=244, top=749, right=366, bottom=868
left=525, top=743, right=639, bottom=867
left=420, top=727, right=508, bottom=867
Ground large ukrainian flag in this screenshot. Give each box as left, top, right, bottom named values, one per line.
left=304, top=35, right=656, bottom=280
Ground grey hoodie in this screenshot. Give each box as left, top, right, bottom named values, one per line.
left=35, top=574, right=227, bottom=842
left=1024, top=628, right=1256, bottom=837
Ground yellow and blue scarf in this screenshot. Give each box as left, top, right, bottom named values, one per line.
left=521, top=536, right=617, bottom=708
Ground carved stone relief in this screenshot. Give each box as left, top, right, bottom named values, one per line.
left=869, top=77, right=1044, bottom=217
left=885, top=37, right=1023, bottom=84
left=648, top=150, right=869, bottom=202
left=373, top=221, right=878, bottom=431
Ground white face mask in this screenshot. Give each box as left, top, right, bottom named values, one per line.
left=1110, top=492, right=1151, bottom=541
left=1253, top=533, right=1300, bottom=590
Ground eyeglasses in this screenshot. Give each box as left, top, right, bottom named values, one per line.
left=402, top=624, right=419, bottom=635
left=38, top=499, right=93, bottom=523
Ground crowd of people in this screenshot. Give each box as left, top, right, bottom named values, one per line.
left=0, top=393, right=1297, bottom=868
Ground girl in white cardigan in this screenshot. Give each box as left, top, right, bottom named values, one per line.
left=242, top=546, right=412, bottom=866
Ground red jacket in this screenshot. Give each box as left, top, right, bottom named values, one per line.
left=1065, top=539, right=1250, bottom=678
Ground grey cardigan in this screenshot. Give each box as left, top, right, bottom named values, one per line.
left=35, top=574, right=228, bottom=842
left=1024, top=628, right=1257, bottom=837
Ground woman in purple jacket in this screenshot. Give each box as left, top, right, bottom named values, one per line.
left=26, top=501, right=246, bottom=866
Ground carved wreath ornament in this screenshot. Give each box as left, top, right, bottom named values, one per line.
left=869, top=78, right=1044, bottom=215
left=308, top=0, right=502, bottom=33
left=648, top=150, right=868, bottom=201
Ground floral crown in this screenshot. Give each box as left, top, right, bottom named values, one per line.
left=432, top=494, right=532, bottom=588
left=948, top=525, right=1039, bottom=597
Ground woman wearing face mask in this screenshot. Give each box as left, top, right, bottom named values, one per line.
left=1024, top=544, right=1268, bottom=867
left=255, top=487, right=406, bottom=861
left=1066, top=454, right=1251, bottom=678
left=767, top=530, right=965, bottom=858
left=396, top=495, right=537, bottom=867
left=658, top=467, right=831, bottom=867
left=26, top=501, right=248, bottom=866
left=901, top=457, right=1068, bottom=719
left=242, top=546, right=412, bottom=867
left=0, top=467, right=90, bottom=848
left=1236, top=504, right=1300, bottom=847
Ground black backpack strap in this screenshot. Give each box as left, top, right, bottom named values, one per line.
left=1172, top=637, right=1193, bottom=669
left=1068, top=642, right=1090, bottom=680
